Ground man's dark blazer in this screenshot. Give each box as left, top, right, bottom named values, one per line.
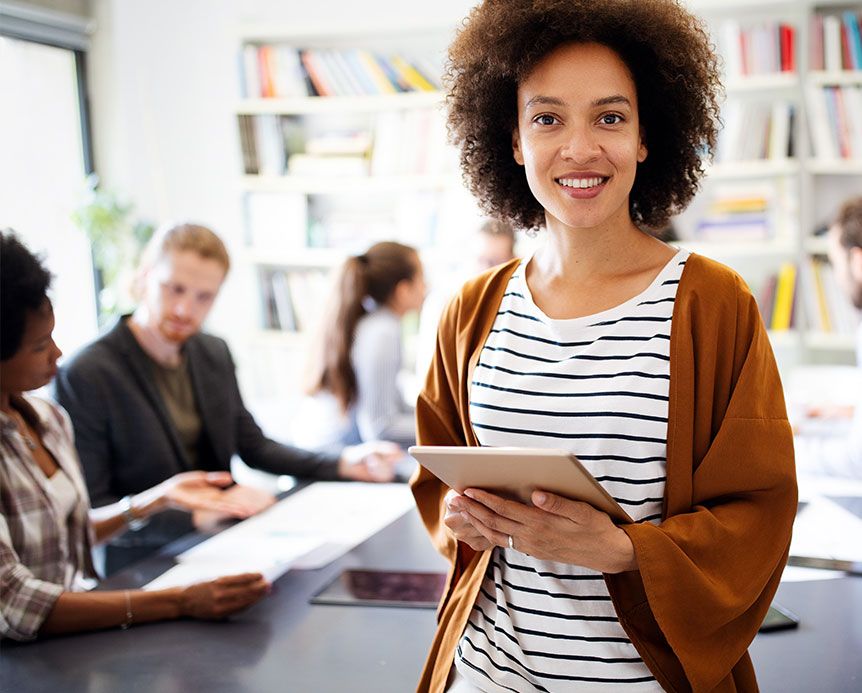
left=54, top=317, right=340, bottom=562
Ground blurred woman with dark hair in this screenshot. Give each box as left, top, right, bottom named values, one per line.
left=0, top=231, right=268, bottom=641
left=296, top=241, right=426, bottom=450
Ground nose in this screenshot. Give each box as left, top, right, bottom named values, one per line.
left=52, top=340, right=63, bottom=362
left=559, top=124, right=600, bottom=164
left=173, top=297, right=192, bottom=318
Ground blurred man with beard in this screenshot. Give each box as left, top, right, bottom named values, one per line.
left=55, top=223, right=400, bottom=573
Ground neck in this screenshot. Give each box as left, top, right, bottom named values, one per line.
left=534, top=214, right=650, bottom=284
left=0, top=392, right=13, bottom=414
left=129, top=308, right=183, bottom=368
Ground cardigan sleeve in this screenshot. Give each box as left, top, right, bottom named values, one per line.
left=411, top=292, right=476, bottom=572
left=612, top=279, right=797, bottom=692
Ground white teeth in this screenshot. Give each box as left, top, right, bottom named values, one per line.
left=557, top=177, right=605, bottom=189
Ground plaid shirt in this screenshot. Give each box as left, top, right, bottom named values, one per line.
left=0, top=395, right=97, bottom=641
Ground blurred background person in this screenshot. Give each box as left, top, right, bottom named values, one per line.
left=0, top=231, right=268, bottom=642
left=54, top=223, right=400, bottom=574
left=415, top=218, right=519, bottom=382
left=795, top=196, right=862, bottom=479
left=295, top=241, right=426, bottom=452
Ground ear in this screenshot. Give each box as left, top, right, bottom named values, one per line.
left=849, top=245, right=862, bottom=283
left=637, top=126, right=648, bottom=163
left=512, top=127, right=525, bottom=166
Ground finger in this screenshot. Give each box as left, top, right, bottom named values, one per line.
left=215, top=572, right=264, bottom=586
left=468, top=514, right=508, bottom=548
left=459, top=494, right=523, bottom=536
left=204, top=472, right=234, bottom=488
left=532, top=491, right=596, bottom=523
left=464, top=488, right=535, bottom=523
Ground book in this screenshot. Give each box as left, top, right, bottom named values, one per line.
left=771, top=262, right=797, bottom=332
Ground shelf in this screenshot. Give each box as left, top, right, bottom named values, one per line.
left=237, top=91, right=443, bottom=115
left=808, top=71, right=862, bottom=86
left=688, top=0, right=804, bottom=12
left=768, top=330, right=801, bottom=349
left=806, top=160, right=862, bottom=176
left=245, top=247, right=345, bottom=268
left=676, top=239, right=797, bottom=259
left=803, top=332, right=858, bottom=352
left=249, top=329, right=310, bottom=348
left=705, top=159, right=800, bottom=179
left=724, top=73, right=799, bottom=93
left=241, top=173, right=453, bottom=194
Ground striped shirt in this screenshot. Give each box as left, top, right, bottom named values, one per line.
left=456, top=250, right=689, bottom=692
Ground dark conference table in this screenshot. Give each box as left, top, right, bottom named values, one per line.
left=2, top=508, right=861, bottom=693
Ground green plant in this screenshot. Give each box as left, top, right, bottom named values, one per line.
left=71, top=175, right=154, bottom=322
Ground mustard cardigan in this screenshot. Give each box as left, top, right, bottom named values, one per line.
left=410, top=254, right=797, bottom=693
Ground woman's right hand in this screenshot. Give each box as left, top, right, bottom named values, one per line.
left=443, top=489, right=494, bottom=551
left=179, top=573, right=270, bottom=620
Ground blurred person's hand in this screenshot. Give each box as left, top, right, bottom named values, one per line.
left=191, top=483, right=276, bottom=529
left=338, top=440, right=402, bottom=482
left=179, top=573, right=270, bottom=619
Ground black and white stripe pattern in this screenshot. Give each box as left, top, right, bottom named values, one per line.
left=455, top=251, right=689, bottom=692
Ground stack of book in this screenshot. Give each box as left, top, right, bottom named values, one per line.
left=237, top=110, right=453, bottom=178
left=695, top=187, right=772, bottom=241
left=806, top=85, right=862, bottom=160
left=240, top=45, right=441, bottom=98
left=715, top=101, right=794, bottom=162
left=798, top=256, right=861, bottom=335
left=720, top=20, right=796, bottom=77
left=809, top=10, right=862, bottom=71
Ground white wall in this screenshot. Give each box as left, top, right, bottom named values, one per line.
left=87, top=0, right=477, bottom=405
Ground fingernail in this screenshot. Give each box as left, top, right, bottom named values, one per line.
left=464, top=490, right=476, bottom=499
left=534, top=492, right=547, bottom=505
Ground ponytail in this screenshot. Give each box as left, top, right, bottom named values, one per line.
left=307, top=242, right=419, bottom=411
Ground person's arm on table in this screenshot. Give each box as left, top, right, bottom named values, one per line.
left=39, top=573, right=269, bottom=636
left=89, top=471, right=256, bottom=543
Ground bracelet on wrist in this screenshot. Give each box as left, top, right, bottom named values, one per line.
left=120, top=495, right=148, bottom=531
left=120, top=589, right=133, bottom=630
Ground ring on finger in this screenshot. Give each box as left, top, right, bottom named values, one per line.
left=507, top=534, right=515, bottom=550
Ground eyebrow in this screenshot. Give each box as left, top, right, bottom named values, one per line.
left=524, top=94, right=633, bottom=109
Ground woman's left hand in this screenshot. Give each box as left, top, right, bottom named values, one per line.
left=456, top=488, right=638, bottom=574
left=158, top=471, right=255, bottom=518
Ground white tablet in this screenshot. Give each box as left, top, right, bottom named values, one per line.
left=408, top=445, right=633, bottom=524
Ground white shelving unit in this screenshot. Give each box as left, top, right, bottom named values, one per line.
left=233, top=23, right=474, bottom=400
left=684, top=0, right=862, bottom=363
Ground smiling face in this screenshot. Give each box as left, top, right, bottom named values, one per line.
left=0, top=300, right=63, bottom=395
left=141, top=250, right=226, bottom=343
left=512, top=42, right=647, bottom=235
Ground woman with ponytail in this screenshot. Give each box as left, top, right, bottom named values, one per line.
left=294, top=241, right=426, bottom=451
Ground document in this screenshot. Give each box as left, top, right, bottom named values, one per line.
left=178, top=482, right=415, bottom=571
left=144, top=534, right=322, bottom=590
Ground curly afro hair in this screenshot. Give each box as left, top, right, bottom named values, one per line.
left=445, top=0, right=722, bottom=232
left=1, top=231, right=52, bottom=361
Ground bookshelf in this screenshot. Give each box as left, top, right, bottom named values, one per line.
left=680, top=0, right=862, bottom=365
left=233, top=23, right=475, bottom=398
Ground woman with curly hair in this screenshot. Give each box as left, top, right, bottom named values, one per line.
left=410, top=1, right=797, bottom=691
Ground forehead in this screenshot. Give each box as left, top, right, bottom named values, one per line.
left=151, top=249, right=226, bottom=288
left=518, top=42, right=637, bottom=106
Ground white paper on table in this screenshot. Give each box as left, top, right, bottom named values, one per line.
left=177, top=482, right=416, bottom=571
left=144, top=534, right=322, bottom=590
left=791, top=495, right=862, bottom=562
